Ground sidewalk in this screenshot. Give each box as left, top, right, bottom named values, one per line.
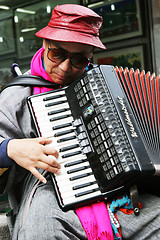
left=0, top=194, right=10, bottom=239
left=0, top=213, right=10, bottom=240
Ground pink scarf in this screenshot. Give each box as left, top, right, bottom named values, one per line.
left=30, top=48, right=114, bottom=240
left=31, top=46, right=57, bottom=94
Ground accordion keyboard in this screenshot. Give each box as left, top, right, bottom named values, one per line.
left=28, top=89, right=102, bottom=206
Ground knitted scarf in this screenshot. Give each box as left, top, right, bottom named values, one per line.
left=30, top=47, right=114, bottom=240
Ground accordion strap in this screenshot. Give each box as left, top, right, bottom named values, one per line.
left=130, top=184, right=140, bottom=216
left=2, top=75, right=61, bottom=91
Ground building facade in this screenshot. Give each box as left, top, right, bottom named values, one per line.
left=0, top=0, right=159, bottom=88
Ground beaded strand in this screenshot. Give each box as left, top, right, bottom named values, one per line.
left=107, top=204, right=120, bottom=229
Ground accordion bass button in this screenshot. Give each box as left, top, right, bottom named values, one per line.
left=120, top=158, right=126, bottom=164
left=113, top=140, right=119, bottom=146
left=125, top=157, right=133, bottom=165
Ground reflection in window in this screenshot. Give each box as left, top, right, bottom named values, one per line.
left=151, top=0, right=160, bottom=74
left=88, top=0, right=142, bottom=42
left=14, top=0, right=79, bottom=60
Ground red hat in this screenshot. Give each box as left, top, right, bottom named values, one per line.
left=35, top=4, right=106, bottom=50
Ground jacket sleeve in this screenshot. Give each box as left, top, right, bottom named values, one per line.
left=0, top=85, right=36, bottom=193
left=0, top=139, right=15, bottom=168
left=0, top=85, right=37, bottom=167
left=0, top=85, right=36, bottom=144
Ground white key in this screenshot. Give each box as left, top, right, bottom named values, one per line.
left=36, top=110, right=72, bottom=124
left=31, top=90, right=66, bottom=103
left=55, top=170, right=100, bottom=203
left=62, top=189, right=102, bottom=205
left=55, top=168, right=93, bottom=181
left=33, top=102, right=70, bottom=115
left=60, top=183, right=99, bottom=199
left=32, top=96, right=68, bottom=110
left=60, top=161, right=90, bottom=174
left=58, top=153, right=87, bottom=165
left=47, top=138, right=80, bottom=150
left=56, top=175, right=96, bottom=188
left=31, top=91, right=66, bottom=103
left=38, top=123, right=74, bottom=138
left=58, top=180, right=98, bottom=197
left=39, top=117, right=74, bottom=132
left=56, top=168, right=95, bottom=193
left=39, top=119, right=74, bottom=133
left=60, top=146, right=82, bottom=155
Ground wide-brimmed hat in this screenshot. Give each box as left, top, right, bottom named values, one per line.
left=35, top=4, right=106, bottom=50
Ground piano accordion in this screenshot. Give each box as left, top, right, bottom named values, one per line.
left=27, top=65, right=160, bottom=211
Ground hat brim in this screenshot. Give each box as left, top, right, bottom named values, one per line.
left=35, top=26, right=106, bottom=50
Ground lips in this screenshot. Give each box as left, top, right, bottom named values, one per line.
left=52, top=72, right=72, bottom=84
left=57, top=74, right=68, bottom=80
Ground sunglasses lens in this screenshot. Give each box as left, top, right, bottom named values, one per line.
left=48, top=49, right=64, bottom=62
left=71, top=55, right=89, bottom=69
left=47, top=48, right=90, bottom=69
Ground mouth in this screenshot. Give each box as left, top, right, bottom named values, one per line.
left=53, top=72, right=73, bottom=84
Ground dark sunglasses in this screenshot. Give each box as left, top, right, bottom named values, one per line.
left=47, top=47, right=90, bottom=69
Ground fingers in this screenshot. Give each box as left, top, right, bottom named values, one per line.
left=40, top=154, right=61, bottom=170
left=32, top=137, right=61, bottom=181
left=36, top=137, right=59, bottom=160
left=30, top=168, right=47, bottom=184
left=40, top=140, right=60, bottom=168
left=29, top=157, right=61, bottom=183
left=35, top=137, right=52, bottom=145
left=43, top=145, right=59, bottom=158
left=8, top=137, right=62, bottom=183
left=35, top=160, right=61, bottom=175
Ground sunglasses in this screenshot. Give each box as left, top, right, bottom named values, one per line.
left=47, top=47, right=90, bottom=69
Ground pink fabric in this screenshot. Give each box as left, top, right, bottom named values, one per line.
left=30, top=48, right=114, bottom=240
left=31, top=47, right=55, bottom=94
left=76, top=202, right=114, bottom=240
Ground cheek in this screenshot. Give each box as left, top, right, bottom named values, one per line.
left=72, top=68, right=86, bottom=79
left=43, top=51, right=56, bottom=73
left=45, top=59, right=57, bottom=74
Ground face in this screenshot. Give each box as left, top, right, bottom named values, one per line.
left=43, top=40, right=93, bottom=85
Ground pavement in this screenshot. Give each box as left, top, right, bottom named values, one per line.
left=0, top=213, right=10, bottom=240
left=0, top=196, right=11, bottom=240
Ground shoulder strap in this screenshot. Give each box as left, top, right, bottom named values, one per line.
left=2, top=75, right=60, bottom=91
left=2, top=63, right=95, bottom=91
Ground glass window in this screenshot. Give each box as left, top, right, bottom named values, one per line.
left=0, top=0, right=80, bottom=75
left=87, top=0, right=142, bottom=43
left=151, top=0, right=160, bottom=74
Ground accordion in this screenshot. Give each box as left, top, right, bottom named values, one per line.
left=27, top=65, right=160, bottom=211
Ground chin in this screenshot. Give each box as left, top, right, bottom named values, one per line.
left=53, top=77, right=74, bottom=86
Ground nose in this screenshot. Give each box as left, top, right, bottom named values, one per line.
left=58, top=58, right=72, bottom=72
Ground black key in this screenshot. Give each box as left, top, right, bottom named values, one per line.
left=67, top=165, right=90, bottom=174
left=45, top=100, right=67, bottom=107
left=75, top=188, right=99, bottom=197
left=73, top=181, right=97, bottom=190
left=64, top=159, right=87, bottom=167
left=53, top=123, right=72, bottom=130
left=50, top=114, right=71, bottom=121
left=43, top=94, right=65, bottom=101
left=54, top=129, right=74, bottom=137
left=48, top=108, right=69, bottom=115
left=60, top=144, right=79, bottom=152
left=57, top=135, right=76, bottom=142
left=62, top=150, right=82, bottom=158
left=70, top=172, right=92, bottom=181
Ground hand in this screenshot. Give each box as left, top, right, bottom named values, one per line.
left=7, top=137, right=61, bottom=183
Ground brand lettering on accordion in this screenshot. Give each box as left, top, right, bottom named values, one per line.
left=117, top=96, right=138, bottom=138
